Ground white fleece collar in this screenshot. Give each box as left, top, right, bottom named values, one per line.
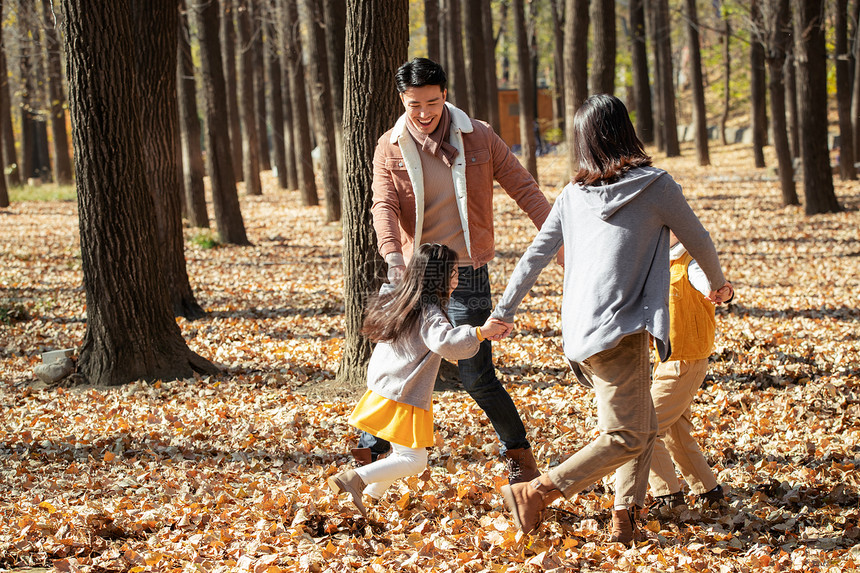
left=389, top=102, right=473, bottom=144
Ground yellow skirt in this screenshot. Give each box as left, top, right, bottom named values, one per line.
left=348, top=390, right=434, bottom=448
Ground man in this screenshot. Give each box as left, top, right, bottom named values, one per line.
left=354, top=57, right=553, bottom=485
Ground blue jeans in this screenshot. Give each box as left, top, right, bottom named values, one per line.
left=359, top=265, right=530, bottom=456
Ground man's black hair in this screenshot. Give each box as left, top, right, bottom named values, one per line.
left=395, top=58, right=447, bottom=93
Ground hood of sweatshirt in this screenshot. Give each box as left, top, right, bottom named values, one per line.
left=578, top=166, right=665, bottom=221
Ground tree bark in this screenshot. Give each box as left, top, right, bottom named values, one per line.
left=564, top=0, right=589, bottom=176
left=40, top=0, right=73, bottom=185
left=251, top=1, right=271, bottom=172
left=763, top=0, right=798, bottom=205
left=195, top=0, right=251, bottom=244
left=685, top=0, right=709, bottom=166
left=323, top=0, right=346, bottom=177
left=221, top=0, right=245, bottom=182
left=60, top=0, right=218, bottom=386
left=300, top=0, right=341, bottom=222
left=277, top=0, right=298, bottom=191
left=550, top=0, right=565, bottom=134
left=0, top=0, right=7, bottom=207
left=590, top=0, right=616, bottom=95
left=785, top=40, right=800, bottom=159
left=630, top=0, right=653, bottom=144
left=481, top=0, right=501, bottom=133
left=465, top=0, right=489, bottom=122
left=338, top=0, right=407, bottom=389
left=236, top=0, right=263, bottom=195
left=445, top=0, right=470, bottom=116
left=792, top=0, right=841, bottom=214
left=720, top=13, right=730, bottom=146
left=852, top=0, right=860, bottom=165
left=655, top=0, right=679, bottom=156
left=836, top=0, right=857, bottom=179
left=648, top=0, right=664, bottom=151
left=425, top=0, right=440, bottom=62
left=0, top=0, right=19, bottom=189
left=265, top=0, right=288, bottom=189
left=750, top=0, right=767, bottom=168
left=178, top=0, right=210, bottom=228
left=513, top=0, right=538, bottom=182
left=284, top=0, right=319, bottom=206
left=18, top=0, right=41, bottom=181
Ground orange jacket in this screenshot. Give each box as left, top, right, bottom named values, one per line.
left=371, top=103, right=552, bottom=268
left=664, top=251, right=716, bottom=361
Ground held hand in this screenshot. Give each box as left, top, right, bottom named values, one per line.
left=387, top=264, right=406, bottom=285
left=480, top=318, right=513, bottom=341
left=707, top=281, right=734, bottom=305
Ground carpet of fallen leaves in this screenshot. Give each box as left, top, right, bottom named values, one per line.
left=1, top=142, right=860, bottom=573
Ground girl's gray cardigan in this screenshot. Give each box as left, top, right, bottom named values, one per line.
left=366, top=305, right=481, bottom=411
left=493, top=166, right=727, bottom=366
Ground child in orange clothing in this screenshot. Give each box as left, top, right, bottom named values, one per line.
left=649, top=232, right=734, bottom=513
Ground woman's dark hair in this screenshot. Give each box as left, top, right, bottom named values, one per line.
left=572, top=94, right=652, bottom=185
left=395, top=58, right=448, bottom=93
left=362, top=243, right=457, bottom=343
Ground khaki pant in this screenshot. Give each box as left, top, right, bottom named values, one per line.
left=548, top=331, right=658, bottom=508
left=648, top=358, right=718, bottom=496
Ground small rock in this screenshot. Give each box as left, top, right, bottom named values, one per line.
left=33, top=357, right=75, bottom=384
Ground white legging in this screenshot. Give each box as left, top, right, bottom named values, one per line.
left=355, top=443, right=428, bottom=500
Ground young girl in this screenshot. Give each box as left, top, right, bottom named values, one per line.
left=328, top=243, right=506, bottom=517
left=491, top=94, right=733, bottom=543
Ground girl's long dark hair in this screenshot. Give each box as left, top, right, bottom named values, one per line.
left=572, top=94, right=652, bottom=185
left=362, top=243, right=457, bottom=343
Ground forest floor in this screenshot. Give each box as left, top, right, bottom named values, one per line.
left=1, top=142, right=860, bottom=572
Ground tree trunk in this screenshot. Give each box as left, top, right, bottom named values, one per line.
left=0, top=0, right=7, bottom=207
left=550, top=0, right=565, bottom=134
left=513, top=0, right=538, bottom=182
left=60, top=0, right=218, bottom=386
left=750, top=0, right=767, bottom=168
left=648, top=0, right=664, bottom=151
left=590, top=0, right=616, bottom=95
left=251, top=1, right=271, bottom=172
left=721, top=13, right=731, bottom=146
left=655, top=0, right=679, bottom=156
left=763, top=0, right=798, bottom=205
left=284, top=0, right=319, bottom=206
left=133, top=0, right=206, bottom=320
left=236, top=0, right=263, bottom=195
left=18, top=0, right=40, bottom=181
left=425, top=0, right=440, bottom=62
left=277, top=0, right=298, bottom=191
left=265, top=0, right=288, bottom=189
left=323, top=0, right=346, bottom=177
left=338, top=0, right=407, bottom=389
left=630, top=0, right=653, bottom=144
left=466, top=0, right=489, bottom=122
left=853, top=0, right=860, bottom=165
left=178, top=0, right=210, bottom=228
left=196, top=0, right=251, bottom=244
left=785, top=40, right=800, bottom=159
left=685, top=0, right=709, bottom=166
left=564, top=0, right=589, bottom=177
left=0, top=0, right=19, bottom=189
left=481, top=0, right=501, bottom=133
left=300, top=0, right=341, bottom=222
left=793, top=0, right=841, bottom=214
left=221, top=0, right=244, bottom=182
left=40, top=0, right=73, bottom=185
left=836, top=0, right=857, bottom=179
left=446, top=0, right=470, bottom=115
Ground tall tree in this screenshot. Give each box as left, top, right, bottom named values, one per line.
left=852, top=0, right=860, bottom=164
left=18, top=0, right=43, bottom=181
left=277, top=0, right=299, bottom=191
left=465, top=0, right=489, bottom=122
left=221, top=0, right=244, bottom=182
left=720, top=8, right=731, bottom=146
left=237, top=0, right=263, bottom=195
left=685, top=0, right=709, bottom=166
left=134, top=0, right=205, bottom=320
left=0, top=0, right=7, bottom=207
left=251, top=1, right=271, bottom=172
left=0, top=0, right=19, bottom=188
left=59, top=0, right=218, bottom=385
left=630, top=0, right=653, bottom=144
left=445, top=0, right=470, bottom=115
left=481, top=0, right=501, bottom=132
left=550, top=0, right=565, bottom=134
left=654, top=0, right=679, bottom=156
left=835, top=0, right=856, bottom=179
left=590, top=0, right=616, bottom=95
left=762, top=0, right=798, bottom=205
left=339, top=0, right=407, bottom=388
left=324, top=0, right=346, bottom=177
left=564, top=0, right=589, bottom=176
left=300, top=0, right=341, bottom=222
left=425, top=0, right=440, bottom=62
left=40, top=0, right=72, bottom=184
left=265, top=0, right=289, bottom=189
left=177, top=0, right=210, bottom=228
left=513, top=0, right=538, bottom=181
left=648, top=0, right=664, bottom=150
left=196, top=0, right=251, bottom=244
left=750, top=0, right=767, bottom=168
left=785, top=41, right=800, bottom=159
left=284, top=0, right=319, bottom=207
left=792, top=0, right=841, bottom=214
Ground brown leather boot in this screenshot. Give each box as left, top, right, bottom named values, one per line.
left=609, top=506, right=643, bottom=544
left=501, top=474, right=562, bottom=534
left=327, top=469, right=368, bottom=518
left=351, top=447, right=372, bottom=467
left=504, top=447, right=540, bottom=485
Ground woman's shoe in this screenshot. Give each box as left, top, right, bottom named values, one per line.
left=501, top=474, right=562, bottom=534
left=609, top=506, right=643, bottom=544
left=328, top=469, right=368, bottom=518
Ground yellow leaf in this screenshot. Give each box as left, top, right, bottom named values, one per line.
left=396, top=492, right=410, bottom=509
left=39, top=501, right=57, bottom=514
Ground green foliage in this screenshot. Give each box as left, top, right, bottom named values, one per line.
left=0, top=301, right=28, bottom=325
left=190, top=230, right=219, bottom=250
left=9, top=183, right=77, bottom=202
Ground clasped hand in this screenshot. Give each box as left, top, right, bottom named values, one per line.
left=479, top=317, right=514, bottom=342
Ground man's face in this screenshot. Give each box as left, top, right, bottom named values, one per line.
left=400, top=85, right=447, bottom=134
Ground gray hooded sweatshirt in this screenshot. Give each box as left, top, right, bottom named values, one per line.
left=492, top=166, right=726, bottom=366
